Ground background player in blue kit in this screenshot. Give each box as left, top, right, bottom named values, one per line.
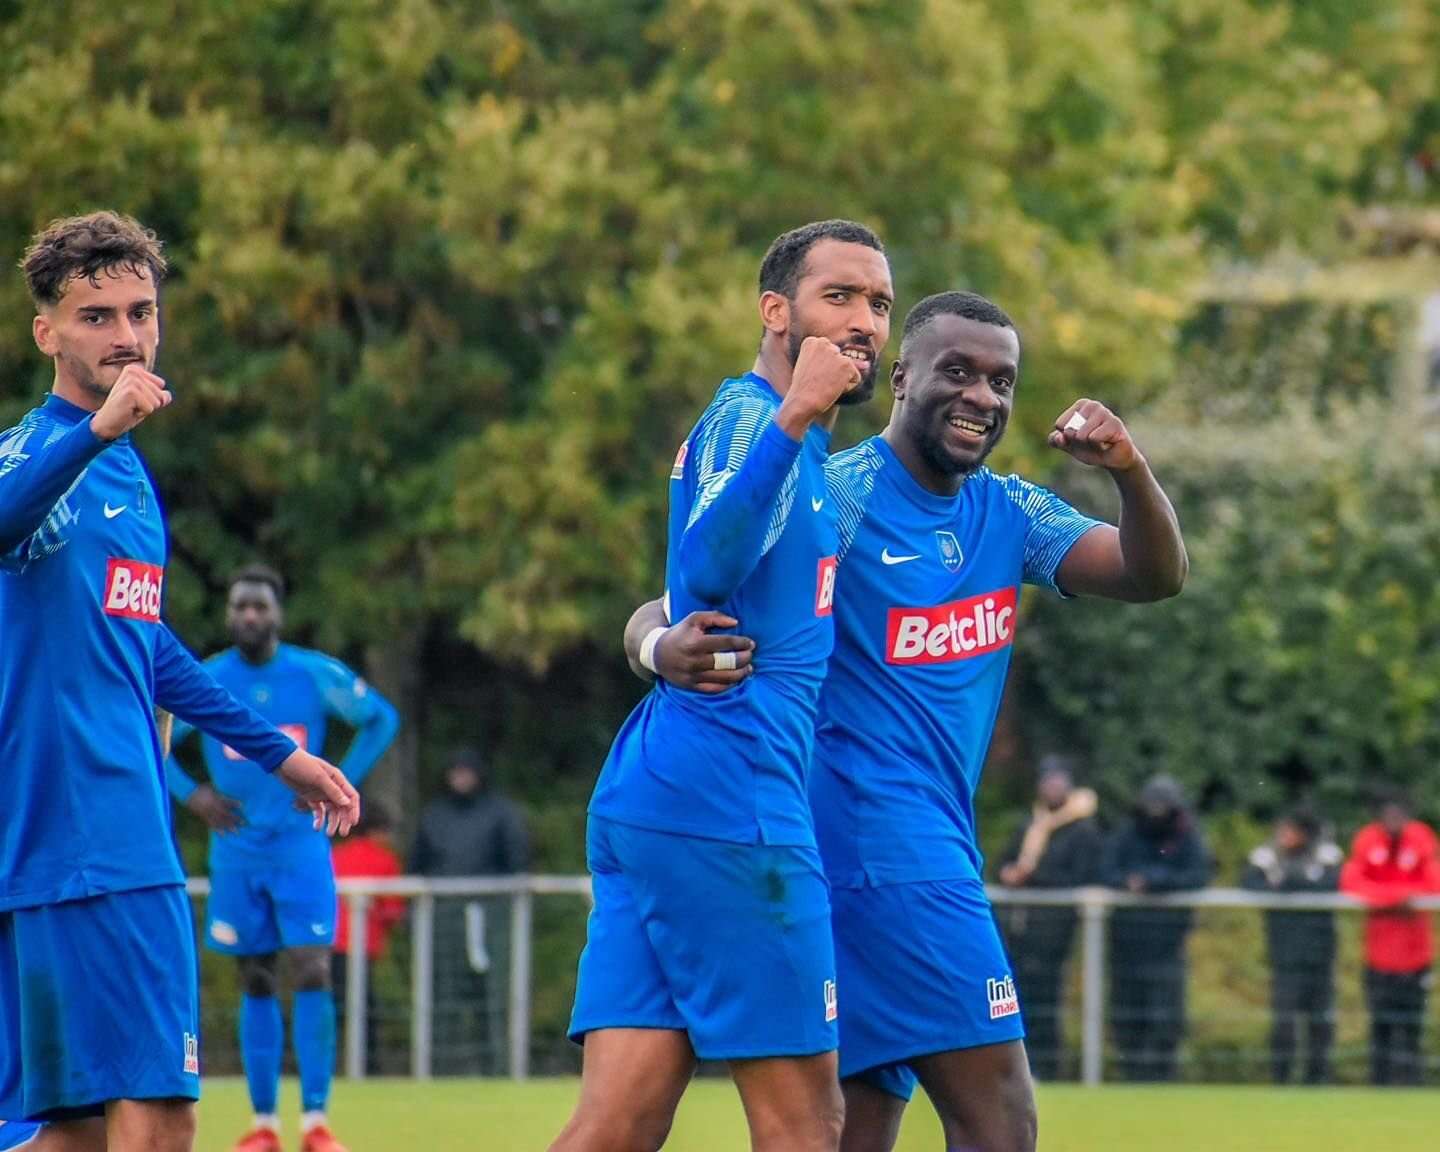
left=167, top=565, right=398, bottom=1152
left=641, top=291, right=1186, bottom=1152
left=552, top=221, right=893, bottom=1152
left=0, top=214, right=360, bottom=1152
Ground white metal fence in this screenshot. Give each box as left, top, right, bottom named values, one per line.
left=183, top=878, right=1440, bottom=1086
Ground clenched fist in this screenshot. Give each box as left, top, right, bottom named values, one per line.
left=776, top=337, right=863, bottom=438
left=90, top=363, right=171, bottom=441
left=1048, top=399, right=1141, bottom=472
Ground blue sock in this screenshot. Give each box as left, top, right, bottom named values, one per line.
left=293, top=988, right=336, bottom=1113
left=240, top=994, right=283, bottom=1115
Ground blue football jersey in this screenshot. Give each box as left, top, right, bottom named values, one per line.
left=0, top=395, right=295, bottom=912
left=810, top=435, right=1099, bottom=887
left=590, top=373, right=837, bottom=846
left=167, top=643, right=398, bottom=863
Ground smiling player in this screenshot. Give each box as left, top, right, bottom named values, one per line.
left=638, top=290, right=1186, bottom=1152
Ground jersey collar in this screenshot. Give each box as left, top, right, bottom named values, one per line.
left=42, top=393, right=92, bottom=425
left=42, top=392, right=130, bottom=443
left=872, top=434, right=976, bottom=513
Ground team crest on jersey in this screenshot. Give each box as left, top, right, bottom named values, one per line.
left=935, top=530, right=963, bottom=572
left=987, top=975, right=1020, bottom=1020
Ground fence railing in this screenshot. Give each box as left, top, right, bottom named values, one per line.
left=182, top=877, right=1440, bottom=1085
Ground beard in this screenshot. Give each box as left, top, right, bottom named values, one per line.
left=912, top=402, right=1002, bottom=479
left=58, top=345, right=152, bottom=398
left=58, top=349, right=115, bottom=398
left=786, top=328, right=879, bottom=407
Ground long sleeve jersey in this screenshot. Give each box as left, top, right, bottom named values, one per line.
left=589, top=372, right=836, bottom=846
left=0, top=393, right=296, bottom=911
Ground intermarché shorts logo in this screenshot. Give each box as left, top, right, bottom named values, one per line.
left=987, top=975, right=1020, bottom=1020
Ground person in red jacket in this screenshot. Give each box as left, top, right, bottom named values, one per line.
left=331, top=807, right=406, bottom=1073
left=1340, top=790, right=1440, bottom=1086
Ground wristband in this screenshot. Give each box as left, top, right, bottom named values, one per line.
left=638, top=627, right=669, bottom=675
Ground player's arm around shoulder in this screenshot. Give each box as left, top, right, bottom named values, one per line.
left=1047, top=399, right=1188, bottom=603
left=623, top=595, right=755, bottom=695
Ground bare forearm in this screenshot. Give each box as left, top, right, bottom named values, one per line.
left=624, top=597, right=669, bottom=681
left=1112, top=458, right=1187, bottom=601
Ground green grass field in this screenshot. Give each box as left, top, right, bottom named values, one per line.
left=193, top=1078, right=1440, bottom=1151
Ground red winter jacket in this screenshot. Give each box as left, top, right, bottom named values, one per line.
left=1340, top=821, right=1440, bottom=974
left=332, top=834, right=406, bottom=959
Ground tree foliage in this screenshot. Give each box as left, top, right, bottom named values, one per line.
left=1, top=0, right=1437, bottom=818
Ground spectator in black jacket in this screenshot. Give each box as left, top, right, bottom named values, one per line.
left=411, top=745, right=530, bottom=1073
left=1104, top=774, right=1210, bottom=1082
left=996, top=756, right=1105, bottom=1080
left=1241, top=807, right=1342, bottom=1085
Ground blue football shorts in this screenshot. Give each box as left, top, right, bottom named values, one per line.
left=0, top=885, right=200, bottom=1121
left=569, top=815, right=838, bottom=1060
left=0, top=1121, right=42, bottom=1148
left=830, top=877, right=1025, bottom=1101
left=204, top=839, right=336, bottom=955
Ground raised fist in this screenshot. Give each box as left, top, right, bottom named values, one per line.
left=90, top=363, right=171, bottom=441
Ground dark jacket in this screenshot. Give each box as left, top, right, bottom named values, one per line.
left=1241, top=836, right=1342, bottom=970
left=997, top=799, right=1105, bottom=961
left=1105, top=778, right=1210, bottom=956
left=999, top=809, right=1106, bottom=890
left=411, top=790, right=531, bottom=877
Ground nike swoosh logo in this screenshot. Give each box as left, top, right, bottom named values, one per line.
left=881, top=548, right=920, bottom=565
left=811, top=497, right=825, bottom=512
left=103, top=503, right=127, bottom=519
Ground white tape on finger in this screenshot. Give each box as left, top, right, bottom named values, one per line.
left=713, top=651, right=738, bottom=672
left=1064, top=412, right=1087, bottom=433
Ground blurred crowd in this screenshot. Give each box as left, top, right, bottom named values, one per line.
left=994, top=761, right=1440, bottom=1086
left=327, top=747, right=1440, bottom=1086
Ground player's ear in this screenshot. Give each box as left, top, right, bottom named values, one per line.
left=758, top=290, right=790, bottom=337
left=891, top=356, right=906, bottom=400
left=32, top=311, right=58, bottom=358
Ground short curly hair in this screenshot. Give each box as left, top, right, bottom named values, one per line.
left=758, top=219, right=885, bottom=300
left=229, top=563, right=286, bottom=603
left=21, top=211, right=167, bottom=307
left=901, top=291, right=1014, bottom=350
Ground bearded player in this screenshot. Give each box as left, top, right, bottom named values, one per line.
left=637, top=290, right=1186, bottom=1152
left=0, top=212, right=359, bottom=1152
left=553, top=220, right=892, bottom=1152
